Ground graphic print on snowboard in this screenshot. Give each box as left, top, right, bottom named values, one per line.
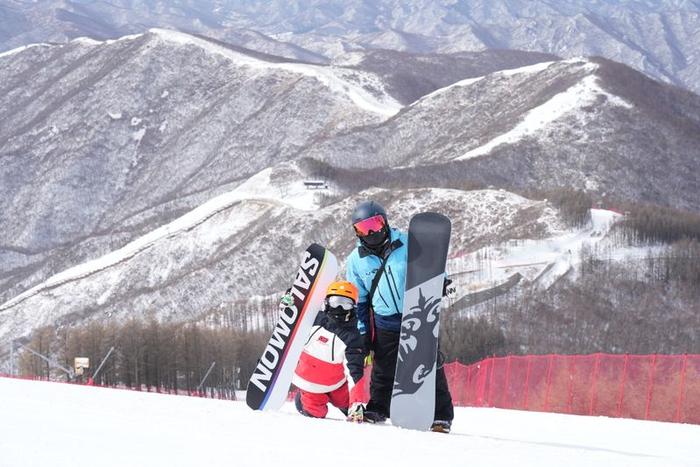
left=391, top=212, right=451, bottom=430
left=393, top=286, right=443, bottom=397
left=246, top=244, right=338, bottom=411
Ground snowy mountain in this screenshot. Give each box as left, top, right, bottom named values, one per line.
left=0, top=30, right=559, bottom=306
left=2, top=29, right=700, bottom=356
left=2, top=0, right=700, bottom=94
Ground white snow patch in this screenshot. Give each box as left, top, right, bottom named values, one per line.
left=0, top=43, right=50, bottom=59
left=131, top=128, right=146, bottom=143
left=497, top=60, right=558, bottom=76
left=456, top=73, right=633, bottom=160
left=103, top=33, right=142, bottom=45
left=1, top=378, right=698, bottom=467
left=412, top=76, right=484, bottom=105
left=71, top=37, right=101, bottom=46
left=148, top=29, right=402, bottom=118
left=412, top=60, right=561, bottom=106
left=332, top=51, right=365, bottom=66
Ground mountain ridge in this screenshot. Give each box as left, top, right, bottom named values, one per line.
left=2, top=0, right=699, bottom=94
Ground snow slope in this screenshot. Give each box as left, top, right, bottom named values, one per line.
left=448, top=209, right=622, bottom=298
left=0, top=165, right=317, bottom=314
left=0, top=377, right=697, bottom=467
left=455, top=63, right=632, bottom=161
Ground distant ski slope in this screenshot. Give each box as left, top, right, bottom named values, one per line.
left=1, top=377, right=697, bottom=467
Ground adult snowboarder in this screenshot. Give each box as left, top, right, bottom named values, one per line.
left=345, top=201, right=454, bottom=432
left=292, top=281, right=367, bottom=419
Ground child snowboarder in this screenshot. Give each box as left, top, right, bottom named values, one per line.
left=290, top=280, right=367, bottom=419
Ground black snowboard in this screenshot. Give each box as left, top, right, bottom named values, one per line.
left=390, top=212, right=451, bottom=430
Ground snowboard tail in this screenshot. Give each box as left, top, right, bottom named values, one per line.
left=246, top=243, right=338, bottom=411
left=391, top=213, right=451, bottom=430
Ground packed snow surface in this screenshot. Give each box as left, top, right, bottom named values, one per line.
left=0, top=378, right=697, bottom=467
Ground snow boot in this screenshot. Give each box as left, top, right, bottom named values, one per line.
left=363, top=410, right=387, bottom=424
left=430, top=420, right=451, bottom=433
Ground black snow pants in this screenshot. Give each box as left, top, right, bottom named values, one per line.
left=366, top=328, right=454, bottom=422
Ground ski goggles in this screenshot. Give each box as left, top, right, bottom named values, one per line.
left=353, top=214, right=386, bottom=237
left=326, top=295, right=356, bottom=311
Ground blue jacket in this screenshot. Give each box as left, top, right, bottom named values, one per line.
left=345, top=228, right=408, bottom=334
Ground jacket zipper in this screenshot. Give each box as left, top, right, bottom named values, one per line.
left=386, top=266, right=401, bottom=313
left=305, top=326, right=321, bottom=345
left=377, top=289, right=390, bottom=308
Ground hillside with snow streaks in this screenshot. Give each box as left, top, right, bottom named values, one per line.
left=457, top=69, right=633, bottom=160
left=149, top=29, right=402, bottom=117
left=304, top=56, right=700, bottom=212
left=0, top=29, right=401, bottom=305
left=0, top=165, right=320, bottom=313
left=0, top=186, right=565, bottom=357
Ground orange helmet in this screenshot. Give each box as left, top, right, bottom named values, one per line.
left=326, top=280, right=358, bottom=303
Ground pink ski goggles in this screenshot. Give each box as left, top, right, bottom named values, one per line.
left=353, top=214, right=386, bottom=237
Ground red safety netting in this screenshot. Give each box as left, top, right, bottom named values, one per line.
left=3, top=354, right=698, bottom=425
left=444, top=354, right=700, bottom=424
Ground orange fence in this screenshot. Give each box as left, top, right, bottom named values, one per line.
left=444, top=354, right=700, bottom=424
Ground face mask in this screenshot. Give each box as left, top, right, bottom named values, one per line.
left=362, top=229, right=388, bottom=248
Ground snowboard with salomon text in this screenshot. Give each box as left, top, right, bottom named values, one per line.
left=246, top=243, right=338, bottom=411
left=390, top=212, right=451, bottom=430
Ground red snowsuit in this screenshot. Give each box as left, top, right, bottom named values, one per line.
left=293, top=311, right=366, bottom=418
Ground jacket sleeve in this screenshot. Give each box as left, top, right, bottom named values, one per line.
left=355, top=302, right=369, bottom=336
left=346, top=254, right=370, bottom=335
left=336, top=319, right=366, bottom=384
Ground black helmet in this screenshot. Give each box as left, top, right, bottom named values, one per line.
left=351, top=201, right=387, bottom=225
left=351, top=200, right=390, bottom=250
